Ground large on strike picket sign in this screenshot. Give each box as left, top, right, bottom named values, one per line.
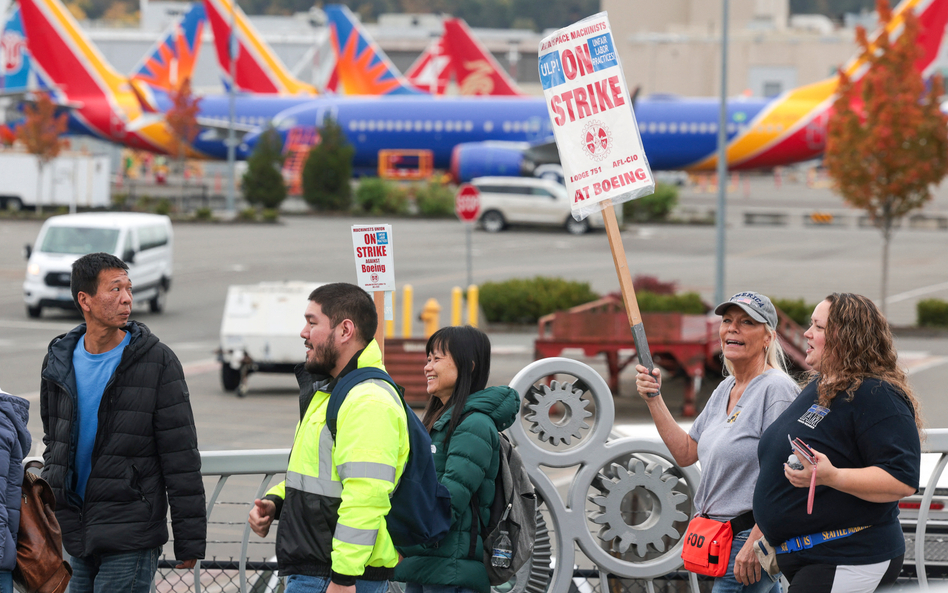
left=538, top=12, right=655, bottom=220
left=455, top=183, right=480, bottom=223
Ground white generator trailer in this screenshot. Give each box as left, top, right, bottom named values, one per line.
left=218, top=281, right=323, bottom=396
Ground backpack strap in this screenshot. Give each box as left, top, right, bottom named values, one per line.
left=327, top=367, right=400, bottom=441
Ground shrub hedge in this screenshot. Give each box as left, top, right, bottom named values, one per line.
left=771, top=298, right=817, bottom=327
left=355, top=178, right=410, bottom=215
left=918, top=298, right=948, bottom=327
left=479, top=276, right=599, bottom=324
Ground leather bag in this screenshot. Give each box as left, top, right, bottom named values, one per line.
left=13, top=469, right=72, bottom=593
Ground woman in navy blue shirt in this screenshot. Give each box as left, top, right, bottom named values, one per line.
left=754, top=293, right=922, bottom=592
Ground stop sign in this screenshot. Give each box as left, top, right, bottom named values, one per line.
left=455, top=183, right=481, bottom=223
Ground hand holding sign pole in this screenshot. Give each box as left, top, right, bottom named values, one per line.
left=538, top=12, right=660, bottom=395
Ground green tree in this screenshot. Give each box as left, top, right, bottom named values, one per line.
left=242, top=128, right=287, bottom=210
left=824, top=0, right=948, bottom=314
left=301, top=116, right=355, bottom=211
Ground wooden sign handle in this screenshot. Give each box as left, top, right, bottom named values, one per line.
left=374, top=291, right=385, bottom=361
left=601, top=203, right=659, bottom=397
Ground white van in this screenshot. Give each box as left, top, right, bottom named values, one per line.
left=470, top=176, right=613, bottom=234
left=23, top=213, right=174, bottom=318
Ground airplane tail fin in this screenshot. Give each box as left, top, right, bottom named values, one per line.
left=324, top=4, right=424, bottom=96
left=405, top=36, right=451, bottom=95
left=18, top=0, right=133, bottom=106
left=843, top=0, right=948, bottom=81
left=129, top=2, right=205, bottom=95
left=202, top=0, right=317, bottom=95
left=442, top=18, right=524, bottom=96
left=1, top=5, right=44, bottom=93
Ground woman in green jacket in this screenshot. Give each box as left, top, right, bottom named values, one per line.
left=395, top=326, right=520, bottom=593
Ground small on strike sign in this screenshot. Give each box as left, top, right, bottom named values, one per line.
left=351, top=224, right=395, bottom=291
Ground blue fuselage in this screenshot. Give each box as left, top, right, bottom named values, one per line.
left=161, top=92, right=774, bottom=171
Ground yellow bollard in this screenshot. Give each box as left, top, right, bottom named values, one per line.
left=467, top=284, right=479, bottom=328
left=385, top=289, right=396, bottom=338
left=451, top=287, right=462, bottom=326
left=420, top=298, right=441, bottom=338
left=402, top=284, right=413, bottom=338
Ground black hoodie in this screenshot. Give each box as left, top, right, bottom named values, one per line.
left=40, top=321, right=206, bottom=560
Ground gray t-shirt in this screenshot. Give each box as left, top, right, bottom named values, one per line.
left=688, top=369, right=799, bottom=521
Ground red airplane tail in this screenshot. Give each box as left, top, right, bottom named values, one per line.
left=442, top=18, right=525, bottom=96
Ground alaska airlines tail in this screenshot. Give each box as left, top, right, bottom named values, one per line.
left=18, top=0, right=204, bottom=154
left=442, top=18, right=525, bottom=96
left=405, top=36, right=450, bottom=95
left=203, top=0, right=317, bottom=95
left=130, top=2, right=205, bottom=93
left=323, top=4, right=423, bottom=96
left=691, top=0, right=948, bottom=170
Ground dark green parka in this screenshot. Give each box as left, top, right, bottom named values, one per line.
left=394, top=386, right=520, bottom=593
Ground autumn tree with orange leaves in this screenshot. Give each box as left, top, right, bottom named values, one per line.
left=15, top=92, right=69, bottom=214
left=825, top=0, right=948, bottom=315
left=165, top=78, right=202, bottom=195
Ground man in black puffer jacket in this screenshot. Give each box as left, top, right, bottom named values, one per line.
left=40, top=252, right=205, bottom=593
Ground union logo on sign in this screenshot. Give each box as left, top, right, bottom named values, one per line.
left=580, top=120, right=612, bottom=162
left=371, top=273, right=379, bottom=283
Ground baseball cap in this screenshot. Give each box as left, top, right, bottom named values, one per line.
left=714, top=291, right=778, bottom=329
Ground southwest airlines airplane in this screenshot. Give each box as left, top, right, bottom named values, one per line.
left=15, top=0, right=948, bottom=177
left=199, top=0, right=948, bottom=177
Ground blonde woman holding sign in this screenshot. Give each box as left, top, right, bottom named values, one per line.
left=636, top=291, right=799, bottom=592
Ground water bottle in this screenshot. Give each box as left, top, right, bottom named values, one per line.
left=490, top=530, right=512, bottom=568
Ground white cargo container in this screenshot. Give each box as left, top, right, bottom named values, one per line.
left=0, top=152, right=111, bottom=211
left=218, top=281, right=324, bottom=396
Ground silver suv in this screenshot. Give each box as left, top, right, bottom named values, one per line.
left=470, top=176, right=613, bottom=235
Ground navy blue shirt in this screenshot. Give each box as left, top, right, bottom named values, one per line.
left=754, top=377, right=920, bottom=564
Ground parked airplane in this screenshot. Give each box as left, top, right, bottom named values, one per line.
left=404, top=17, right=528, bottom=96
left=1, top=5, right=38, bottom=93
left=440, top=18, right=526, bottom=96
left=323, top=4, right=423, bottom=96
left=18, top=0, right=211, bottom=155
left=450, top=0, right=948, bottom=180
left=405, top=36, right=449, bottom=94
left=202, top=0, right=421, bottom=96
left=203, top=0, right=317, bottom=95
left=18, top=0, right=948, bottom=182
left=129, top=2, right=206, bottom=98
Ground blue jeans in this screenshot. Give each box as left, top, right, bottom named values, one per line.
left=284, top=574, right=390, bottom=593
left=404, top=584, right=477, bottom=593
left=68, top=546, right=161, bottom=593
left=0, top=570, right=12, bottom=593
left=712, top=529, right=782, bottom=593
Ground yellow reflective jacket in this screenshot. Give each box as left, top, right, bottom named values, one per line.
left=265, top=340, right=409, bottom=583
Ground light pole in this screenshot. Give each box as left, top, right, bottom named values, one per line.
left=714, top=0, right=729, bottom=306
left=226, top=3, right=237, bottom=215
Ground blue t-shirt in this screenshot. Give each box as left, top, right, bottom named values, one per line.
left=73, top=331, right=131, bottom=499
left=754, top=377, right=920, bottom=565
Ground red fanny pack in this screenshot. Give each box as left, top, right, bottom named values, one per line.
left=681, top=516, right=733, bottom=577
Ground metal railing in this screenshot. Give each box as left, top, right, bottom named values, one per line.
left=149, top=426, right=948, bottom=592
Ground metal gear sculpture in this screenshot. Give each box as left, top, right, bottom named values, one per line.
left=523, top=380, right=593, bottom=445
left=507, top=357, right=702, bottom=591
left=589, top=459, right=689, bottom=557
